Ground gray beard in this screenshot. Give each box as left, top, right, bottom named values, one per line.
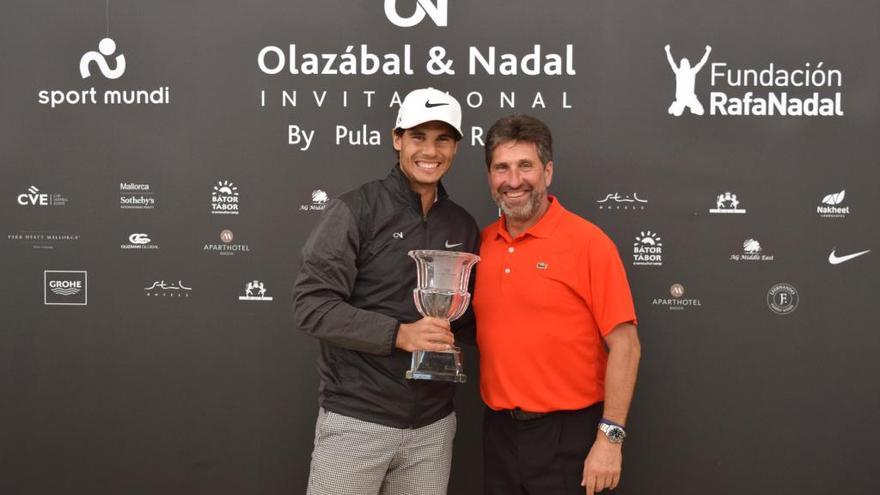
left=494, top=188, right=546, bottom=222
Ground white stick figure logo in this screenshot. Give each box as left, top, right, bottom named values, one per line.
left=384, top=0, right=447, bottom=27
left=664, top=44, right=711, bottom=116
left=80, top=37, right=126, bottom=79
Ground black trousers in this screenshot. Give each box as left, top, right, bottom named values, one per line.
left=483, top=403, right=615, bottom=495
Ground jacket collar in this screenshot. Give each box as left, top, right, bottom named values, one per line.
left=386, top=164, right=448, bottom=214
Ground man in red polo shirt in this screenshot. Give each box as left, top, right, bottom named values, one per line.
left=472, top=115, right=641, bottom=495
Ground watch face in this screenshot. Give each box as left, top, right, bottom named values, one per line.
left=606, top=426, right=625, bottom=443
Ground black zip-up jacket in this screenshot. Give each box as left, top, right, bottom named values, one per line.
left=292, top=165, right=480, bottom=428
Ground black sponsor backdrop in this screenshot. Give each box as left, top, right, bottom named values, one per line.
left=1, top=1, right=879, bottom=493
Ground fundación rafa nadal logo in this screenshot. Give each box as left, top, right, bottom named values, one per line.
left=664, top=44, right=712, bottom=117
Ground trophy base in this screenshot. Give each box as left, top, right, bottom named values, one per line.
left=405, top=348, right=467, bottom=384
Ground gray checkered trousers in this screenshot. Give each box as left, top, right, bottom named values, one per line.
left=306, top=408, right=457, bottom=495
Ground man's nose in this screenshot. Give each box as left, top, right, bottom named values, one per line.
left=505, top=168, right=523, bottom=188
left=421, top=139, right=438, bottom=156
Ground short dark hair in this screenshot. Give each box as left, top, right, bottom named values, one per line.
left=484, top=115, right=553, bottom=169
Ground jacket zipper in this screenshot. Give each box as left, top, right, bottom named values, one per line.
left=410, top=212, right=431, bottom=427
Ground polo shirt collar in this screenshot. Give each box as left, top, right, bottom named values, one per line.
left=495, top=195, right=564, bottom=241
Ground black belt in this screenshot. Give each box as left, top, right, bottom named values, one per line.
left=507, top=408, right=550, bottom=421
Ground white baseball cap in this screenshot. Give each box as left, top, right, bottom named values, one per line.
left=395, top=87, right=463, bottom=139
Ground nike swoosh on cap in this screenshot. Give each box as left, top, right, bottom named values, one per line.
left=425, top=101, right=449, bottom=108
left=828, top=249, right=870, bottom=265
left=445, top=241, right=463, bottom=249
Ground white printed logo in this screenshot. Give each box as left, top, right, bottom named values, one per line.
left=744, top=239, right=761, bottom=254
left=767, top=283, right=798, bottom=315
left=18, top=186, right=47, bottom=206
left=300, top=189, right=329, bottom=212
left=817, top=190, right=849, bottom=218
left=239, top=280, right=274, bottom=301
left=730, top=239, right=774, bottom=262
left=144, top=280, right=192, bottom=298
left=122, top=233, right=159, bottom=250
left=444, top=241, right=463, bottom=249
left=596, top=193, right=648, bottom=211
left=633, top=231, right=663, bottom=266
left=828, top=248, right=870, bottom=265
left=384, top=0, right=447, bottom=27
left=80, top=38, right=126, bottom=79
left=709, top=192, right=746, bottom=214
left=50, top=282, right=81, bottom=296
left=44, top=270, right=88, bottom=305
left=822, top=190, right=845, bottom=205
left=212, top=180, right=240, bottom=215
left=665, top=45, right=844, bottom=117
left=17, top=185, right=68, bottom=207
left=665, top=44, right=712, bottom=116
left=8, top=230, right=80, bottom=249
left=38, top=36, right=170, bottom=109
left=393, top=232, right=405, bottom=239
left=120, top=182, right=155, bottom=210
left=312, top=190, right=329, bottom=204
left=129, top=233, right=150, bottom=244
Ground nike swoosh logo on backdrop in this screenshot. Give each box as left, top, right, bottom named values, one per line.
left=828, top=249, right=870, bottom=265
left=425, top=101, right=449, bottom=108
left=445, top=241, right=463, bottom=249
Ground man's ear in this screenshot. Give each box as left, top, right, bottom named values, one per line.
left=544, top=160, right=554, bottom=187
left=392, top=129, right=402, bottom=151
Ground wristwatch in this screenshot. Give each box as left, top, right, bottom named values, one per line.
left=598, top=419, right=626, bottom=444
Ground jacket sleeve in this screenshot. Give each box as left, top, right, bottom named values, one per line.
left=292, top=198, right=400, bottom=355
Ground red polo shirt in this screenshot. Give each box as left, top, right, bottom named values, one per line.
left=473, top=196, right=637, bottom=412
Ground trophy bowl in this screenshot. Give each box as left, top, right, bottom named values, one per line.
left=405, top=250, right=479, bottom=383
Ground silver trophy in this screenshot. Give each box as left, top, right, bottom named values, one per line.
left=405, top=249, right=480, bottom=383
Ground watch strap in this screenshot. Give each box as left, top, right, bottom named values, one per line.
left=599, top=418, right=624, bottom=429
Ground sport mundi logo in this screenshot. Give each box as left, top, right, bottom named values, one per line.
left=37, top=35, right=170, bottom=109
left=664, top=44, right=843, bottom=117
left=80, top=38, right=126, bottom=79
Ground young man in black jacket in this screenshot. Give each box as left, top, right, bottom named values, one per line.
left=293, top=87, right=480, bottom=495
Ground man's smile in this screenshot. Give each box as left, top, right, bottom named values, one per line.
left=415, top=160, right=441, bottom=170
